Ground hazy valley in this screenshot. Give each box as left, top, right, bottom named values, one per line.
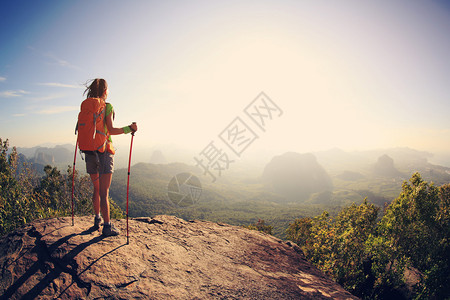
left=14, top=144, right=450, bottom=239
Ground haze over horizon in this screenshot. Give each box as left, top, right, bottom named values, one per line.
left=1, top=1, right=450, bottom=162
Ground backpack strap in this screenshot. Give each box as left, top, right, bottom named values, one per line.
left=92, top=106, right=106, bottom=139
left=96, top=140, right=107, bottom=152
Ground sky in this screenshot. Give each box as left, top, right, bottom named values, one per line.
left=1, top=0, right=450, bottom=164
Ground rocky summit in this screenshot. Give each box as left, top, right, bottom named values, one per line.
left=0, top=215, right=357, bottom=299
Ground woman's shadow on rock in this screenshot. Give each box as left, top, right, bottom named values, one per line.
left=1, top=224, right=126, bottom=300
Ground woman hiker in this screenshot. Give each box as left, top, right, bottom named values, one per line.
left=82, top=78, right=138, bottom=236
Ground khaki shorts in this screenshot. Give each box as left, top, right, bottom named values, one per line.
left=85, top=151, right=114, bottom=174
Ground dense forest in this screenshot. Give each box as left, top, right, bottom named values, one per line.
left=1, top=138, right=449, bottom=299
left=286, top=174, right=450, bottom=299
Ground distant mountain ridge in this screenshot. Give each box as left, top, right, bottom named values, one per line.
left=314, top=147, right=433, bottom=172
left=16, top=144, right=74, bottom=160
left=14, top=144, right=445, bottom=167
left=13, top=144, right=450, bottom=188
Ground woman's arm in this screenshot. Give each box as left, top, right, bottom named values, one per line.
left=105, top=113, right=137, bottom=135
left=105, top=113, right=123, bottom=135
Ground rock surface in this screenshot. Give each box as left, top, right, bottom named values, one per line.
left=0, top=215, right=358, bottom=299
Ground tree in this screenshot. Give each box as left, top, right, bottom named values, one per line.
left=366, top=173, right=450, bottom=299
left=244, top=219, right=273, bottom=235
left=0, top=138, right=124, bottom=236
left=295, top=202, right=380, bottom=297
left=285, top=217, right=312, bottom=248
left=0, top=139, right=41, bottom=235
left=286, top=174, right=450, bottom=299
left=431, top=183, right=450, bottom=299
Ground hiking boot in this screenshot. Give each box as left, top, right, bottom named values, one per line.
left=93, top=216, right=102, bottom=230
left=102, top=223, right=120, bottom=237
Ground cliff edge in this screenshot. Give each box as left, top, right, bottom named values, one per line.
left=0, top=215, right=357, bottom=299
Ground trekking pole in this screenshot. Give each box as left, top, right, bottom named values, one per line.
left=71, top=141, right=78, bottom=226
left=126, top=123, right=136, bottom=245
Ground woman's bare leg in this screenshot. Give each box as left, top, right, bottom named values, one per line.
left=99, top=173, right=113, bottom=224
left=90, top=174, right=100, bottom=216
